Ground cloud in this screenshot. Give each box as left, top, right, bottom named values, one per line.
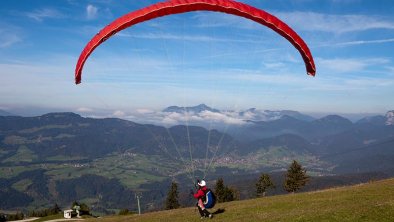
left=113, top=110, right=126, bottom=117
left=136, top=108, right=155, bottom=114
left=157, top=110, right=246, bottom=126
left=26, top=8, right=64, bottom=21
left=317, top=57, right=390, bottom=73
left=315, top=38, right=394, bottom=49
left=344, top=77, right=394, bottom=88
left=77, top=107, right=94, bottom=113
left=0, top=56, right=81, bottom=108
left=230, top=72, right=308, bottom=86
left=199, top=111, right=245, bottom=125
left=332, top=38, right=394, bottom=47
left=387, top=66, right=394, bottom=74
left=86, top=4, right=98, bottom=20
left=192, top=13, right=258, bottom=29
left=275, top=12, right=394, bottom=34
left=184, top=10, right=394, bottom=35
left=118, top=32, right=261, bottom=44
left=0, top=26, right=22, bottom=48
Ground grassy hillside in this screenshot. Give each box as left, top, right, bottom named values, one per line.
left=86, top=178, right=394, bottom=222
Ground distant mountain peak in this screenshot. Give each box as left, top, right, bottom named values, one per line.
left=356, top=115, right=386, bottom=125
left=386, top=110, right=394, bottom=125
left=162, top=104, right=220, bottom=113
left=280, top=115, right=299, bottom=121
left=317, top=115, right=350, bottom=122
left=40, top=112, right=82, bottom=119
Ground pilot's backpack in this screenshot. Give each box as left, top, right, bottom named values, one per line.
left=202, top=188, right=216, bottom=209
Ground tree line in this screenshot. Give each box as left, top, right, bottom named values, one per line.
left=165, top=160, right=309, bottom=209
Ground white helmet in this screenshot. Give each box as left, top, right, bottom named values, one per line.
left=198, top=180, right=206, bottom=187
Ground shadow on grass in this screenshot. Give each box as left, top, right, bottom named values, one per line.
left=212, top=208, right=225, bottom=215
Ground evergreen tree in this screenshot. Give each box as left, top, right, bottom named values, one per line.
left=79, top=203, right=91, bottom=215
left=215, top=178, right=237, bottom=203
left=165, top=182, right=180, bottom=210
left=222, top=186, right=236, bottom=202
left=256, top=173, right=275, bottom=197
left=71, top=201, right=91, bottom=216
left=284, top=160, right=309, bottom=193
left=6, top=212, right=24, bottom=221
left=118, top=209, right=133, bottom=215
left=52, top=203, right=61, bottom=214
left=28, top=204, right=61, bottom=217
left=214, top=178, right=226, bottom=203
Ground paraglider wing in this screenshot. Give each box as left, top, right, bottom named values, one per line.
left=75, top=0, right=316, bottom=84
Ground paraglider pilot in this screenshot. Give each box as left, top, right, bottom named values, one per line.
left=192, top=180, right=213, bottom=219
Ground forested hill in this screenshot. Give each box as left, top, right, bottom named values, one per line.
left=0, top=112, right=237, bottom=160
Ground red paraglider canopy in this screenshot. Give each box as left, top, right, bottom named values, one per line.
left=75, top=0, right=316, bottom=84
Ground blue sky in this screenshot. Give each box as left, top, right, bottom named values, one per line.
left=1, top=0, right=394, bottom=118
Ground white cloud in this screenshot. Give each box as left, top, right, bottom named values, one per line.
left=113, top=110, right=126, bottom=117
left=118, top=32, right=261, bottom=44
left=313, top=38, right=394, bottom=50
left=331, top=38, right=394, bottom=47
left=344, top=77, right=394, bottom=88
left=156, top=110, right=246, bottom=126
left=387, top=66, right=394, bottom=74
left=77, top=107, right=94, bottom=113
left=136, top=108, right=154, bottom=114
left=87, top=5, right=98, bottom=20
left=275, top=12, right=394, bottom=34
left=183, top=10, right=394, bottom=35
left=192, top=13, right=258, bottom=29
left=26, top=8, right=64, bottom=21
left=231, top=72, right=308, bottom=85
left=199, top=111, right=245, bottom=125
left=0, top=26, right=22, bottom=48
left=317, top=57, right=390, bottom=73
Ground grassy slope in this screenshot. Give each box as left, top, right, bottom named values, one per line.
left=86, top=178, right=394, bottom=222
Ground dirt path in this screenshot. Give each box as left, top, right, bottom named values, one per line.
left=12, top=218, right=84, bottom=222
left=42, top=219, right=84, bottom=222
left=12, top=218, right=39, bottom=222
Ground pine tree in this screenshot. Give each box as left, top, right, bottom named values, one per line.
left=256, top=173, right=275, bottom=197
left=71, top=201, right=91, bottom=216
left=118, top=209, right=132, bottom=215
left=214, top=178, right=226, bottom=203
left=215, top=178, right=236, bottom=203
left=284, top=160, right=309, bottom=193
left=165, top=181, right=180, bottom=210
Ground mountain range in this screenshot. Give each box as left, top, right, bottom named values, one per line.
left=0, top=106, right=393, bottom=213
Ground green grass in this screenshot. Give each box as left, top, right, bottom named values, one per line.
left=46, top=155, right=84, bottom=161
left=32, top=214, right=96, bottom=222
left=0, top=165, right=39, bottom=178
left=18, top=124, right=72, bottom=134
left=11, top=178, right=33, bottom=192
left=2, top=146, right=37, bottom=163
left=217, top=146, right=323, bottom=172
left=85, top=178, right=394, bottom=222
left=44, top=152, right=179, bottom=188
